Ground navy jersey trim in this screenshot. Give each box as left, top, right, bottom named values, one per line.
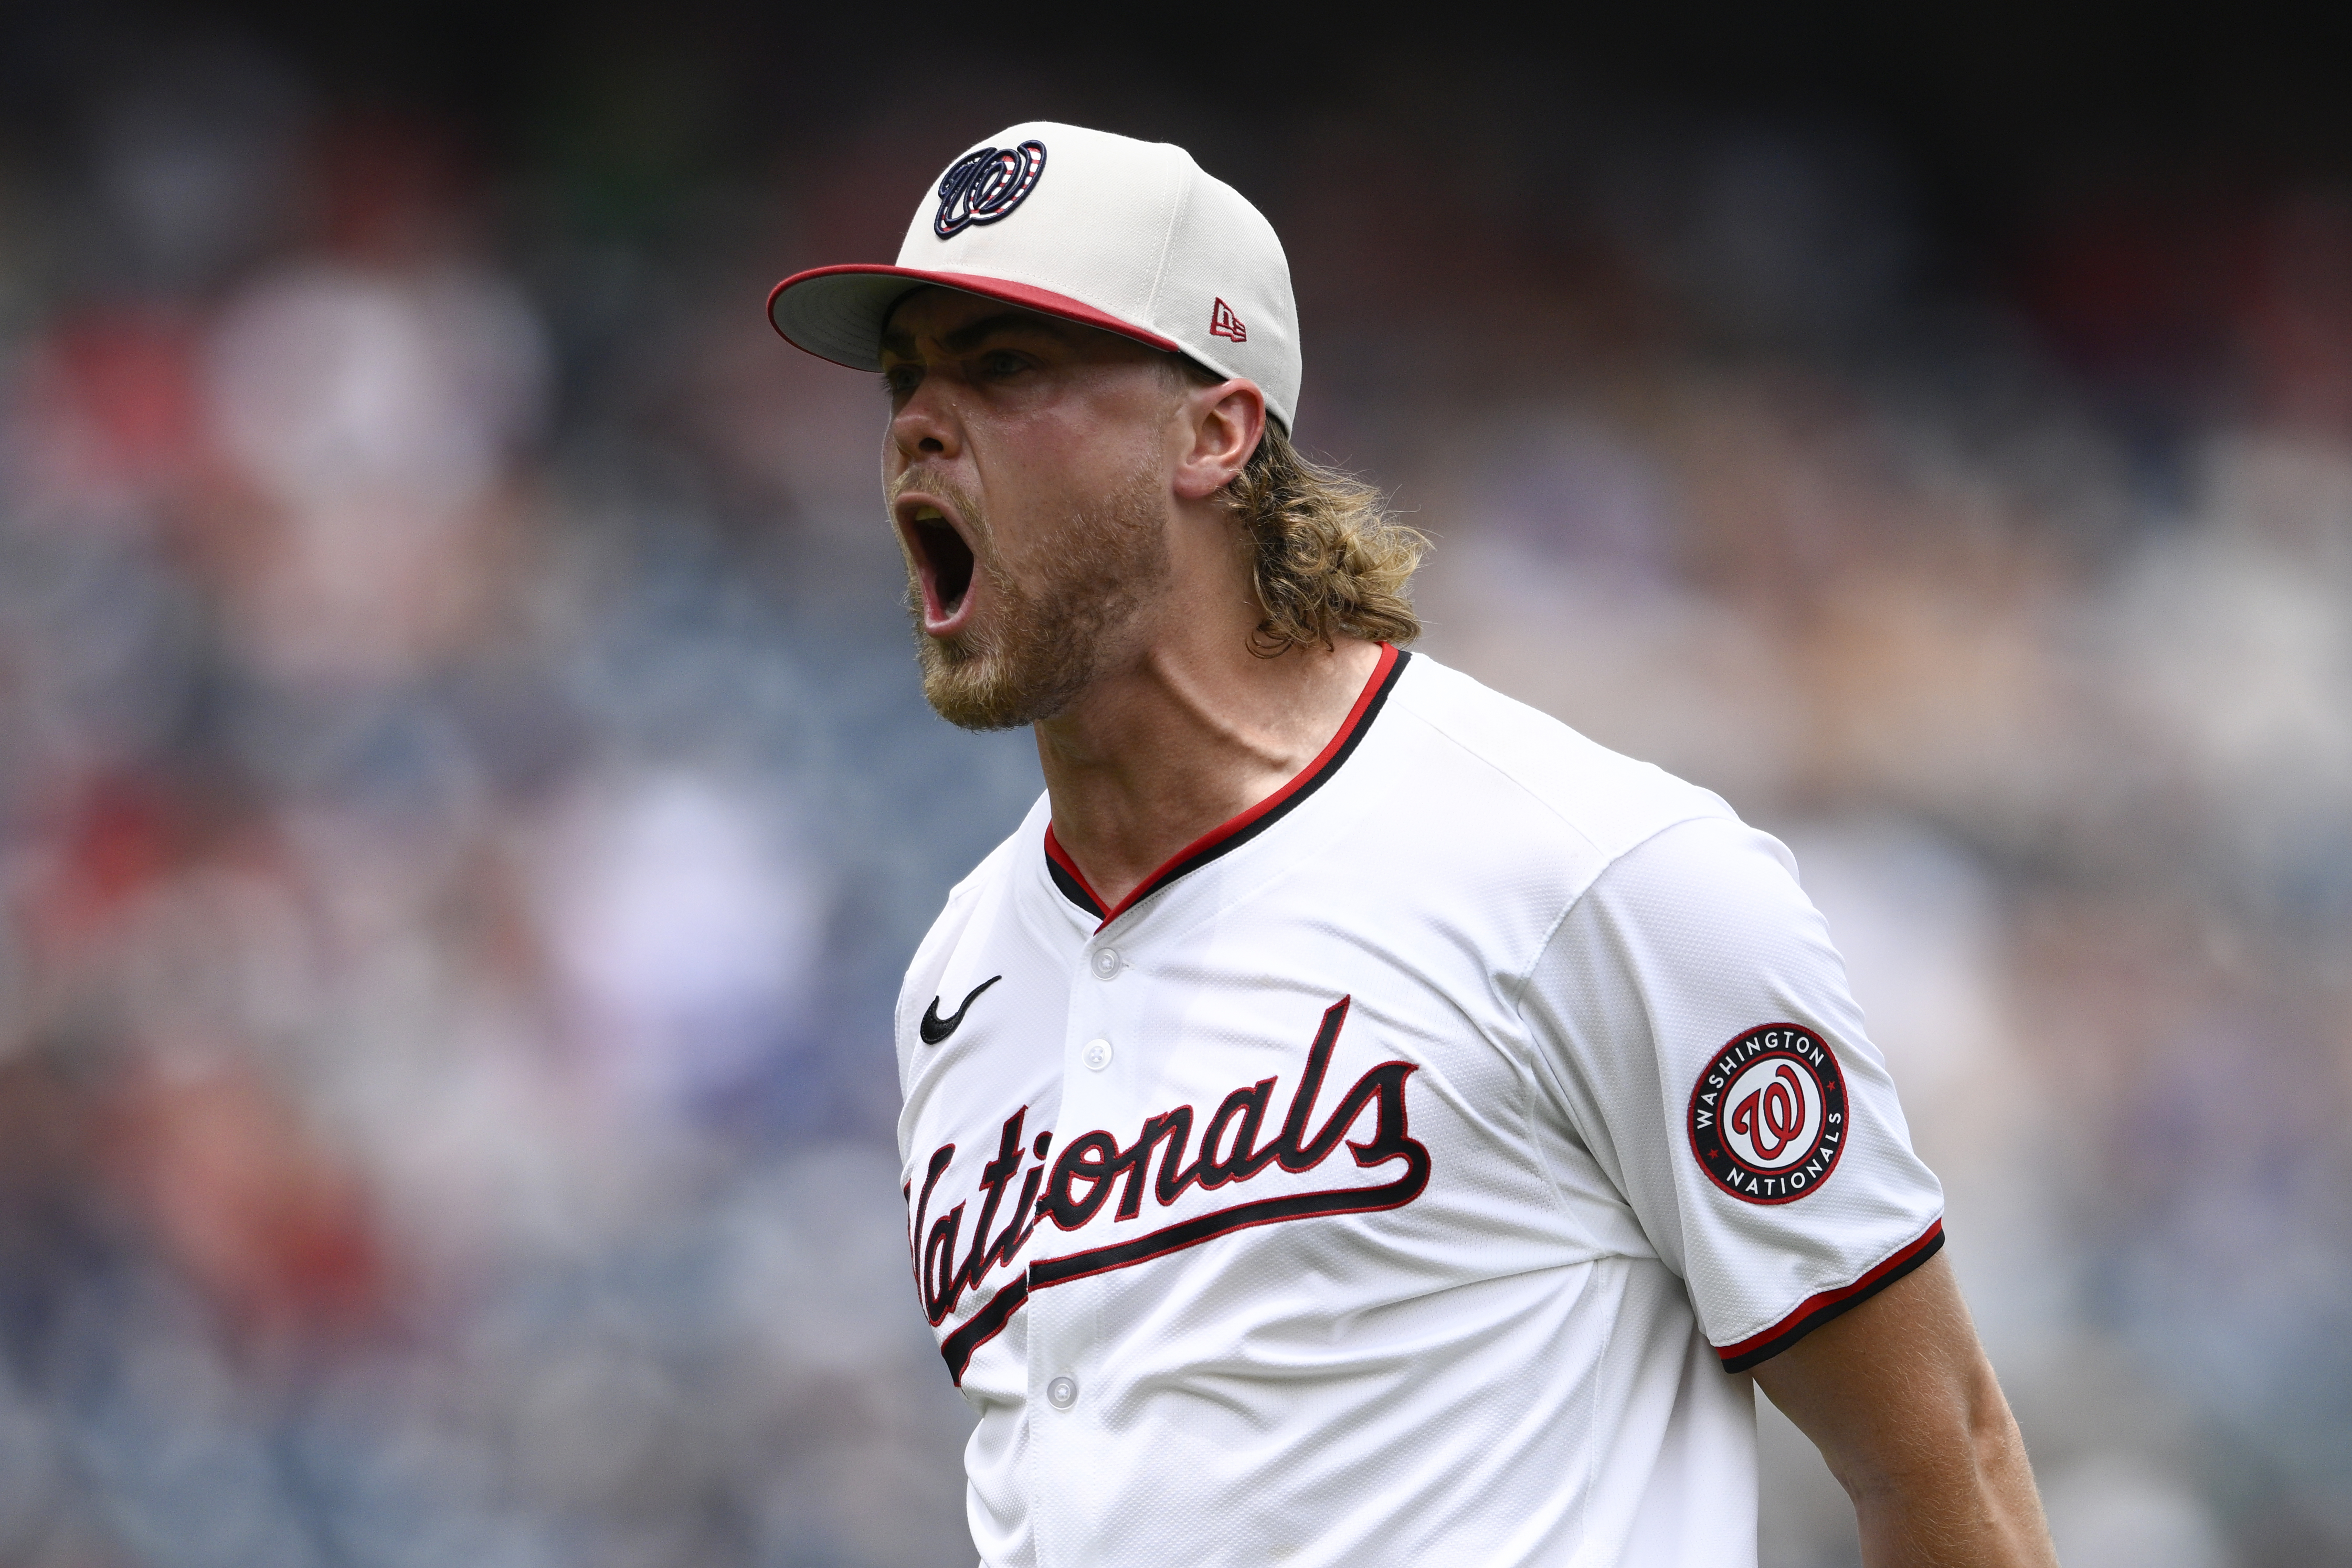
left=1044, top=836, right=1107, bottom=919
left=1716, top=1218, right=1946, bottom=1372
left=1043, top=645, right=1410, bottom=929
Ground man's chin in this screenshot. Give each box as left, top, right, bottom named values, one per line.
left=917, top=638, right=1075, bottom=732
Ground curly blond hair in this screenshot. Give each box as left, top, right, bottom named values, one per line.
left=1225, top=420, right=1427, bottom=656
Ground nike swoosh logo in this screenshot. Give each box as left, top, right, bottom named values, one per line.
left=920, top=976, right=1003, bottom=1045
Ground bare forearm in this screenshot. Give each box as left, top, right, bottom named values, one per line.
left=1753, top=1256, right=2056, bottom=1568
left=1841, top=1386, right=2056, bottom=1567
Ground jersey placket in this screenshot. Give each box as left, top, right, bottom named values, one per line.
left=1025, top=921, right=1142, bottom=1566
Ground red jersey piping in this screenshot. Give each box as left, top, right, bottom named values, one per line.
left=1716, top=1218, right=1946, bottom=1372
left=1044, top=644, right=1408, bottom=931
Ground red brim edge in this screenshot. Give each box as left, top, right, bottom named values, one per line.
left=765, top=265, right=1183, bottom=372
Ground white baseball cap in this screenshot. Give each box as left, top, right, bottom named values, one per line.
left=767, top=122, right=1302, bottom=430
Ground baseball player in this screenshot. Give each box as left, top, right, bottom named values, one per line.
left=766, top=123, right=2056, bottom=1567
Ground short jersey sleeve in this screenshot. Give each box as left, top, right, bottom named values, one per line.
left=1520, top=813, right=1946, bottom=1371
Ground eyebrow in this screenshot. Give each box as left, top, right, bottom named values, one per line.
left=879, top=310, right=1074, bottom=361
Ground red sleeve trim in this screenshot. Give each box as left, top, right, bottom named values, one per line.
left=1715, top=1218, right=1945, bottom=1373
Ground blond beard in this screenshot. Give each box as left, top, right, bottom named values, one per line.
left=904, top=461, right=1170, bottom=731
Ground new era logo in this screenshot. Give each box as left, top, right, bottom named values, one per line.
left=1209, top=298, right=1247, bottom=342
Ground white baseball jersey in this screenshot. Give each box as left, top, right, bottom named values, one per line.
left=896, top=647, right=1944, bottom=1568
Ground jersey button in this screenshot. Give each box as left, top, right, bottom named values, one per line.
left=1089, top=947, right=1121, bottom=979
left=1082, top=1038, right=1113, bottom=1071
left=1045, top=1375, right=1078, bottom=1410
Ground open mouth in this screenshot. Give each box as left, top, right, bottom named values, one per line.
left=904, top=504, right=978, bottom=626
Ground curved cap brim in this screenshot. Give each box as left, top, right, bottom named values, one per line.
left=767, top=265, right=1184, bottom=371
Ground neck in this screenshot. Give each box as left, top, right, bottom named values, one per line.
left=1036, top=626, right=1383, bottom=916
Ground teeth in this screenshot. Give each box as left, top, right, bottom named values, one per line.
left=912, top=506, right=945, bottom=522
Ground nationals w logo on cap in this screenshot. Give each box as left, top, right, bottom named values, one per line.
left=933, top=141, right=1047, bottom=237
left=766, top=122, right=1304, bottom=431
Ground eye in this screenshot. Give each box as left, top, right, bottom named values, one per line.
left=979, top=349, right=1029, bottom=380
left=880, top=363, right=921, bottom=400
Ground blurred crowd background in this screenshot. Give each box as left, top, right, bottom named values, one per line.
left=0, top=6, right=2346, bottom=1566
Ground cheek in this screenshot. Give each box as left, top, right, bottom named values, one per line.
left=968, top=434, right=1077, bottom=564
left=967, top=386, right=1168, bottom=564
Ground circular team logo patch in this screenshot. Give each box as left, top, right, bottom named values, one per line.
left=1688, top=1023, right=1847, bottom=1204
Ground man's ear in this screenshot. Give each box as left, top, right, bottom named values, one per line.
left=1171, top=379, right=1267, bottom=502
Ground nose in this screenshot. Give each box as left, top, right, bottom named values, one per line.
left=889, top=375, right=961, bottom=464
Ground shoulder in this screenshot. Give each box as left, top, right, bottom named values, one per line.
left=895, top=791, right=1048, bottom=1032
left=1385, top=652, right=1739, bottom=868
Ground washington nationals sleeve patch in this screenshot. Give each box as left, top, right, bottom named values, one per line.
left=1688, top=1023, right=1848, bottom=1204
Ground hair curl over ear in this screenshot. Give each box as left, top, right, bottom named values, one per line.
left=1224, top=420, right=1426, bottom=656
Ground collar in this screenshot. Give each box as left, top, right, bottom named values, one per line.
left=1043, top=644, right=1410, bottom=930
